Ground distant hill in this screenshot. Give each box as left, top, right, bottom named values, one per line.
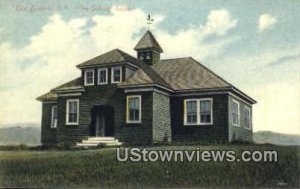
left=0, top=126, right=41, bottom=145
left=0, top=125, right=299, bottom=146
left=253, top=131, right=300, bottom=146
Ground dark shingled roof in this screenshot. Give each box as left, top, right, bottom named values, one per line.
left=77, top=48, right=171, bottom=89
left=37, top=30, right=255, bottom=103
left=38, top=49, right=172, bottom=101
left=51, top=77, right=83, bottom=92
left=122, top=57, right=231, bottom=91
left=119, top=69, right=153, bottom=86
left=36, top=91, right=57, bottom=101
left=77, top=49, right=142, bottom=68
left=134, top=30, right=163, bottom=53
left=118, top=59, right=171, bottom=89
left=152, top=57, right=231, bottom=91
left=36, top=78, right=82, bottom=101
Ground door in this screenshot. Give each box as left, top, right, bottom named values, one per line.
left=95, top=114, right=105, bottom=136
left=91, top=105, right=114, bottom=137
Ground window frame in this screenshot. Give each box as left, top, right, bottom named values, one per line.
left=84, top=69, right=94, bottom=86
left=232, top=99, right=240, bottom=126
left=111, top=66, right=122, bottom=84
left=199, top=99, right=213, bottom=124
left=184, top=99, right=199, bottom=125
left=50, top=105, right=57, bottom=128
left=98, top=67, right=108, bottom=85
left=126, top=95, right=142, bottom=124
left=244, top=106, right=251, bottom=130
left=184, top=98, right=213, bottom=126
left=66, top=99, right=79, bottom=125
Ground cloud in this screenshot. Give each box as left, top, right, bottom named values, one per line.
left=89, top=8, right=238, bottom=60
left=157, top=9, right=238, bottom=60
left=0, top=13, right=93, bottom=125
left=0, top=8, right=237, bottom=125
left=258, top=14, right=277, bottom=32
left=209, top=47, right=300, bottom=134
left=203, top=9, right=237, bottom=36
left=269, top=53, right=299, bottom=66
left=1, top=7, right=299, bottom=135
left=213, top=47, right=300, bottom=82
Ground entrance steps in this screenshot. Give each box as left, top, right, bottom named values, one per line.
left=76, top=137, right=122, bottom=148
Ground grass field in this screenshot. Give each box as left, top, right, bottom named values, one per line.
left=0, top=144, right=299, bottom=188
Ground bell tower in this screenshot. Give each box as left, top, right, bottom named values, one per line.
left=134, top=30, right=163, bottom=65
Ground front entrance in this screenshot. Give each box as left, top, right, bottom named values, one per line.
left=95, top=114, right=105, bottom=136
left=91, top=105, right=114, bottom=137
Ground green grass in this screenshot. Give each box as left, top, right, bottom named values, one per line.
left=0, top=144, right=299, bottom=188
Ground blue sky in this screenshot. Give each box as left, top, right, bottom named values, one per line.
left=0, top=0, right=299, bottom=134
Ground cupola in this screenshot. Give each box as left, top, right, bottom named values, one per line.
left=134, top=30, right=163, bottom=65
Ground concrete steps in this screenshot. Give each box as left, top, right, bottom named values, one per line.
left=76, top=137, right=122, bottom=148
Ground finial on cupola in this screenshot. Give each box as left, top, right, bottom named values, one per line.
left=147, top=14, right=154, bottom=30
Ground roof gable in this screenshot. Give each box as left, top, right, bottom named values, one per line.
left=119, top=69, right=153, bottom=86
left=134, top=30, right=163, bottom=53
left=118, top=61, right=171, bottom=89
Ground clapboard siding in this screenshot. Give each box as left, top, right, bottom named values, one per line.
left=41, top=102, right=57, bottom=145
left=56, top=96, right=87, bottom=143
left=228, top=95, right=253, bottom=142
left=56, top=84, right=119, bottom=143
left=53, top=80, right=155, bottom=144
left=42, top=89, right=253, bottom=145
left=41, top=66, right=253, bottom=145
left=115, top=91, right=153, bottom=144
left=171, top=94, right=229, bottom=143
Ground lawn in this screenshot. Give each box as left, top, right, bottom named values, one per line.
left=0, top=144, right=299, bottom=188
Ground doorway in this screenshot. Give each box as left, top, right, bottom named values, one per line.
left=91, top=105, right=114, bottom=137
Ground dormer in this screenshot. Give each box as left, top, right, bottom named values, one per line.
left=134, top=30, right=163, bottom=65
left=76, top=49, right=140, bottom=87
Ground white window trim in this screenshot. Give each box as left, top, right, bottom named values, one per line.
left=184, top=99, right=198, bottom=125
left=98, top=67, right=108, bottom=85
left=244, top=106, right=252, bottom=130
left=126, top=95, right=142, bottom=124
left=84, top=69, right=94, bottom=86
left=232, top=99, right=240, bottom=127
left=184, top=98, right=213, bottom=126
left=111, top=66, right=122, bottom=84
left=51, top=105, right=57, bottom=128
left=66, top=99, right=79, bottom=125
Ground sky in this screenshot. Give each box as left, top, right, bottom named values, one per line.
left=0, top=0, right=299, bottom=134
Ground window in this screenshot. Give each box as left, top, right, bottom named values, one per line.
left=84, top=69, right=94, bottom=86
left=51, top=106, right=57, bottom=128
left=98, top=68, right=108, bottom=84
left=200, top=100, right=212, bottom=124
left=126, top=95, right=141, bottom=123
left=66, top=99, right=79, bottom=125
left=184, top=98, right=213, bottom=125
left=112, top=66, right=122, bottom=83
left=138, top=53, right=144, bottom=60
left=186, top=100, right=198, bottom=124
left=244, top=106, right=251, bottom=129
left=145, top=52, right=151, bottom=60
left=232, top=100, right=240, bottom=126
